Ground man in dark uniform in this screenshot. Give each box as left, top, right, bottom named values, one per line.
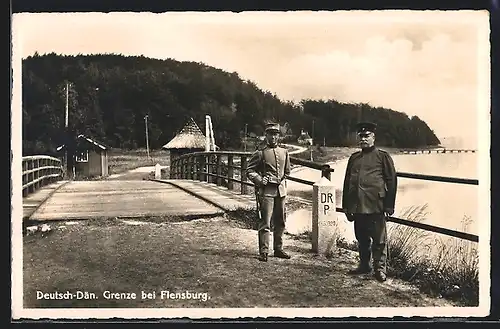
left=246, top=122, right=291, bottom=262
left=342, top=122, right=397, bottom=282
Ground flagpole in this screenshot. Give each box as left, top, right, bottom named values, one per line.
left=205, top=115, right=210, bottom=152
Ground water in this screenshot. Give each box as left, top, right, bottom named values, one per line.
left=285, top=152, right=479, bottom=244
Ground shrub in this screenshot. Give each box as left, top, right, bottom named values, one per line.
left=386, top=205, right=479, bottom=306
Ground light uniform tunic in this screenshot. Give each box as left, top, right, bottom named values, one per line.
left=247, top=144, right=291, bottom=254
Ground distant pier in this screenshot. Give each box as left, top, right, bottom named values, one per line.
left=399, top=149, right=477, bottom=155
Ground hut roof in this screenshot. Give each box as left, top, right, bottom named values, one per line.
left=162, top=118, right=206, bottom=150
left=76, top=134, right=108, bottom=150
left=56, top=134, right=108, bottom=152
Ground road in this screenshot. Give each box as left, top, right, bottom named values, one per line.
left=282, top=143, right=308, bottom=155
left=107, top=165, right=169, bottom=180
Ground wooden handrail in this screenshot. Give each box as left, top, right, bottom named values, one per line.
left=22, top=155, right=62, bottom=161
left=23, top=165, right=62, bottom=176
left=169, top=150, right=479, bottom=243
left=397, top=172, right=478, bottom=185
left=22, top=173, right=62, bottom=190
left=22, top=155, right=63, bottom=197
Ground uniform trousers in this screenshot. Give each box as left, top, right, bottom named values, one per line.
left=258, top=195, right=286, bottom=254
left=353, top=213, right=388, bottom=273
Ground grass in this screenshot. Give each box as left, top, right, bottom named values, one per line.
left=334, top=205, right=479, bottom=306
left=23, top=212, right=454, bottom=308
left=107, top=148, right=170, bottom=175
left=386, top=205, right=479, bottom=306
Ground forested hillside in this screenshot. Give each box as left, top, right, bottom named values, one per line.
left=21, top=53, right=440, bottom=155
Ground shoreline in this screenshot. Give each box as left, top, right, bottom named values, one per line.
left=289, top=144, right=472, bottom=171
left=289, top=145, right=400, bottom=173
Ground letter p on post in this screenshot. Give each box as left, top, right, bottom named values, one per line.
left=312, top=168, right=338, bottom=257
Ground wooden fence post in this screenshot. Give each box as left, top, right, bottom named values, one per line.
left=227, top=155, right=234, bottom=190
left=321, top=165, right=332, bottom=181
left=188, top=156, right=195, bottom=180
left=183, top=158, right=188, bottom=179
left=28, top=159, right=34, bottom=194
left=197, top=155, right=203, bottom=181
left=240, top=155, right=248, bottom=194
left=22, top=160, right=27, bottom=197
left=216, top=155, right=222, bottom=186
left=200, top=155, right=207, bottom=182
left=206, top=155, right=211, bottom=183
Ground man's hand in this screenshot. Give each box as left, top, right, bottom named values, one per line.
left=346, top=213, right=355, bottom=222
left=261, top=176, right=269, bottom=186
left=384, top=208, right=394, bottom=217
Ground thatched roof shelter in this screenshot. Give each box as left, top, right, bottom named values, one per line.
left=162, top=117, right=208, bottom=179
left=162, top=117, right=206, bottom=150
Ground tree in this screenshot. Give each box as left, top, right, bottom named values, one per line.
left=21, top=53, right=441, bottom=155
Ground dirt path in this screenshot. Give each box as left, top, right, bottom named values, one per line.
left=24, top=217, right=455, bottom=309
left=282, top=143, right=308, bottom=155
left=107, top=165, right=169, bottom=180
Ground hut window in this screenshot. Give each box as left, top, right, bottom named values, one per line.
left=75, top=150, right=89, bottom=162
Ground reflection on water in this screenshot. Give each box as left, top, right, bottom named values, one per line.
left=285, top=152, right=479, bottom=243
left=286, top=208, right=311, bottom=235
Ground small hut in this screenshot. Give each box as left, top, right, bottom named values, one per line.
left=56, top=134, right=109, bottom=178
left=162, top=118, right=206, bottom=174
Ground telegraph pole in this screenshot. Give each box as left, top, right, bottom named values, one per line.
left=64, top=82, right=70, bottom=179
left=65, top=82, right=69, bottom=128
left=312, top=119, right=315, bottom=143
left=244, top=123, right=248, bottom=152
left=144, top=115, right=150, bottom=161
left=310, top=119, right=315, bottom=161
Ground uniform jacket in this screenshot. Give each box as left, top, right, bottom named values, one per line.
left=246, top=144, right=291, bottom=197
left=342, top=146, right=397, bottom=214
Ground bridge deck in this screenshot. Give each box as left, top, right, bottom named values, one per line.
left=25, top=180, right=224, bottom=221
left=153, top=179, right=256, bottom=211
left=22, top=181, right=68, bottom=220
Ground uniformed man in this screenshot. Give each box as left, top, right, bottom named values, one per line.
left=342, top=122, right=397, bottom=282
left=246, top=122, right=291, bottom=262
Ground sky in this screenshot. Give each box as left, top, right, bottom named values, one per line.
left=12, top=11, right=490, bottom=148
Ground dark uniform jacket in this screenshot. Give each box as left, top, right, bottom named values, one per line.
left=342, top=146, right=397, bottom=214
left=246, top=144, right=291, bottom=197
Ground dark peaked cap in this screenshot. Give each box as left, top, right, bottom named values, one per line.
left=356, top=121, right=377, bottom=134
left=265, top=122, right=280, bottom=132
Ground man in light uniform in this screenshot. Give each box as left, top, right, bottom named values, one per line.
left=247, top=122, right=291, bottom=262
left=342, top=122, right=398, bottom=282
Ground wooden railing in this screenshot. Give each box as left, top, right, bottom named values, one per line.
left=170, top=151, right=334, bottom=194
left=399, top=148, right=477, bottom=154
left=170, top=151, right=479, bottom=243
left=22, top=155, right=63, bottom=197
